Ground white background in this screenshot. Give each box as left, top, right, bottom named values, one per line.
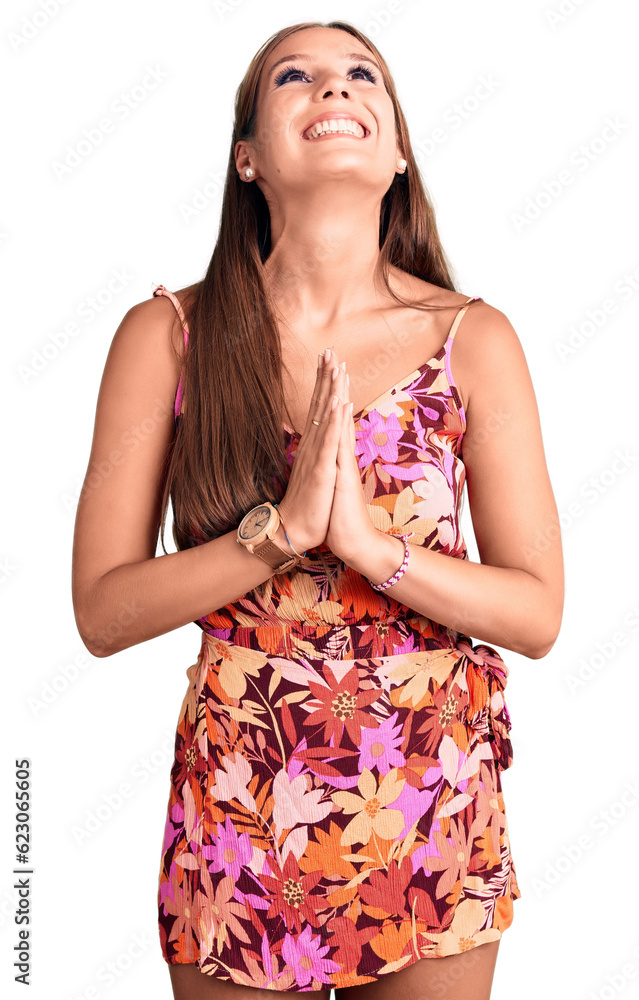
left=2, top=0, right=638, bottom=997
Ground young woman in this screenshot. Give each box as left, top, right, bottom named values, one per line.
left=72, top=19, right=564, bottom=1000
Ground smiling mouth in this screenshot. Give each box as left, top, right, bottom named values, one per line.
left=301, top=119, right=369, bottom=140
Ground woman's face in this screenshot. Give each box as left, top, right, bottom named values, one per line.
left=241, top=26, right=403, bottom=203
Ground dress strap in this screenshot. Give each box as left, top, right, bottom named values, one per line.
left=443, top=296, right=482, bottom=404
left=152, top=284, right=189, bottom=420
left=152, top=284, right=190, bottom=344
left=447, top=295, right=482, bottom=345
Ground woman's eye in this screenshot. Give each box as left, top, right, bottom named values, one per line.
left=274, top=64, right=377, bottom=86
left=274, top=67, right=309, bottom=85
left=350, top=65, right=377, bottom=83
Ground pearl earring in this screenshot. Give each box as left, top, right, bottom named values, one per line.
left=244, top=167, right=254, bottom=180
left=397, top=158, right=407, bottom=171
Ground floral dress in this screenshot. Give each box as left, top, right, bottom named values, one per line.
left=152, top=285, right=521, bottom=992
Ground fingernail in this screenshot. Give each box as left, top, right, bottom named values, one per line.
left=340, top=361, right=346, bottom=371
left=346, top=373, right=350, bottom=386
left=332, top=365, right=339, bottom=380
left=318, top=352, right=324, bottom=367
left=324, top=348, right=331, bottom=362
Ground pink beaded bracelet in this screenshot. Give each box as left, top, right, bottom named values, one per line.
left=368, top=533, right=412, bottom=591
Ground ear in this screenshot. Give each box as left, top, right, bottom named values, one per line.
left=235, top=140, right=257, bottom=180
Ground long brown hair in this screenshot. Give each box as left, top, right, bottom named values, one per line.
left=157, top=19, right=459, bottom=566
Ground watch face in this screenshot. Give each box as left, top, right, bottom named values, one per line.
left=239, top=504, right=271, bottom=540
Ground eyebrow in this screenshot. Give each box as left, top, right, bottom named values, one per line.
left=267, top=51, right=382, bottom=80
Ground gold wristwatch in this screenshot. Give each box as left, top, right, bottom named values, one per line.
left=236, top=501, right=300, bottom=573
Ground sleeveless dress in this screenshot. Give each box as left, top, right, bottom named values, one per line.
left=152, top=284, right=521, bottom=991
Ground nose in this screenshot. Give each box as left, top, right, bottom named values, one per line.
left=314, top=69, right=352, bottom=102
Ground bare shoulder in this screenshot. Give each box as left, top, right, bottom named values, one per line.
left=390, top=273, right=522, bottom=411
left=119, top=283, right=198, bottom=367
left=393, top=268, right=512, bottom=341
left=449, top=298, right=532, bottom=418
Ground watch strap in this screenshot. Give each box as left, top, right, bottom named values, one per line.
left=253, top=537, right=299, bottom=573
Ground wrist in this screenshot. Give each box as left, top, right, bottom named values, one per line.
left=345, top=529, right=406, bottom=582
left=273, top=520, right=296, bottom=556
left=368, top=533, right=411, bottom=591
left=273, top=502, right=308, bottom=557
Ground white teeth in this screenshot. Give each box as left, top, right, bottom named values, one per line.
left=303, top=118, right=366, bottom=140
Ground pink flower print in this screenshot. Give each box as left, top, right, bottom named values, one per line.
left=281, top=924, right=340, bottom=987
left=261, top=929, right=275, bottom=980
left=159, top=859, right=180, bottom=910
left=355, top=410, right=403, bottom=469
left=202, top=815, right=253, bottom=880
left=413, top=404, right=441, bottom=449
left=422, top=406, right=440, bottom=421
left=422, top=762, right=444, bottom=788
left=161, top=802, right=184, bottom=855
left=391, top=780, right=438, bottom=840
left=392, top=632, right=422, bottom=655
left=286, top=737, right=309, bottom=781
left=359, top=712, right=405, bottom=775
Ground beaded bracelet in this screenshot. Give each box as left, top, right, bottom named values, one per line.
left=273, top=503, right=307, bottom=559
left=368, top=533, right=412, bottom=591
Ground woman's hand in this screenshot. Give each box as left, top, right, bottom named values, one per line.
left=324, top=368, right=380, bottom=563
left=276, top=348, right=351, bottom=552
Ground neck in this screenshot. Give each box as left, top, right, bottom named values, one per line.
left=262, top=191, right=391, bottom=331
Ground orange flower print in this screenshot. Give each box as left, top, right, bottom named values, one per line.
left=422, top=814, right=472, bottom=900
left=261, top=849, right=328, bottom=934
left=303, top=663, right=381, bottom=746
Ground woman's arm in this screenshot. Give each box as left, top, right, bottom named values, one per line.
left=347, top=303, right=565, bottom=659
left=71, top=295, right=295, bottom=658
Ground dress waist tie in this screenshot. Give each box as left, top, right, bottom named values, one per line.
left=456, top=637, right=514, bottom=773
